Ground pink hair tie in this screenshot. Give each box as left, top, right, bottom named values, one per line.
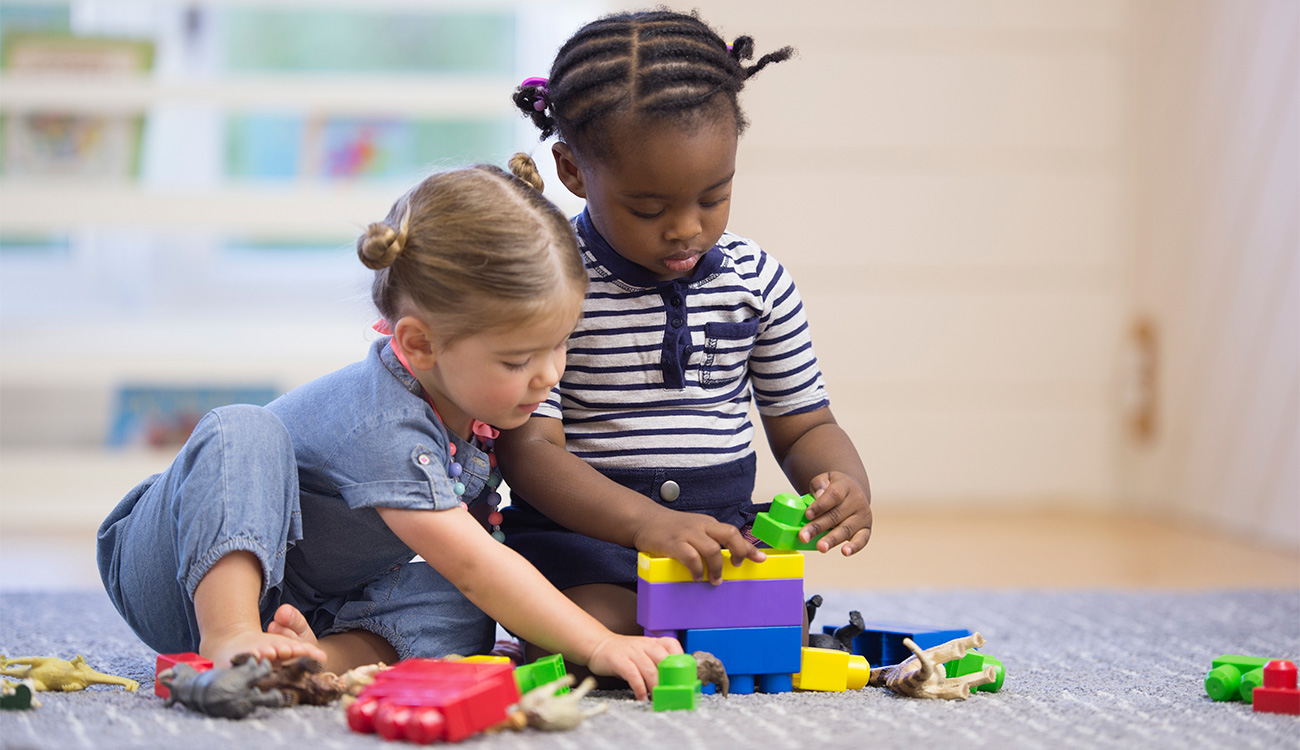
left=520, top=76, right=549, bottom=111
left=372, top=320, right=393, bottom=335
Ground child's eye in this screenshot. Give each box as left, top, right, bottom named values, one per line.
left=702, top=195, right=730, bottom=208
left=629, top=208, right=663, bottom=219
left=504, top=360, right=529, bottom=371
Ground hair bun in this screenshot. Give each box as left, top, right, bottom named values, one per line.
left=357, top=205, right=411, bottom=269
left=508, top=152, right=545, bottom=192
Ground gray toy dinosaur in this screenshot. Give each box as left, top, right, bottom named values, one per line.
left=158, top=655, right=286, bottom=719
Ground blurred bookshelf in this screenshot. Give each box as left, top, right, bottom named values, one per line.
left=0, top=0, right=600, bottom=463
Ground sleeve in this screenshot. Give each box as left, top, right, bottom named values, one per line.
left=749, top=251, right=830, bottom=417
left=330, top=411, right=464, bottom=512
left=532, top=383, right=563, bottom=420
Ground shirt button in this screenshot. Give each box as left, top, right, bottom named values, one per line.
left=671, top=295, right=682, bottom=306
left=671, top=317, right=683, bottom=328
left=660, top=480, right=680, bottom=502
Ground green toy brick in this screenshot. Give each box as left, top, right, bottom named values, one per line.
left=752, top=492, right=828, bottom=551
left=1205, top=655, right=1276, bottom=702
left=944, top=651, right=1004, bottom=693
left=0, top=682, right=34, bottom=710
left=514, top=653, right=568, bottom=695
left=653, top=654, right=701, bottom=712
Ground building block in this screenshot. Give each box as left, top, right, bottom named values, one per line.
left=1253, top=660, right=1300, bottom=715
left=792, top=647, right=870, bottom=692
left=683, top=626, right=802, bottom=694
left=1204, top=654, right=1282, bottom=702
left=347, top=659, right=519, bottom=743
left=459, top=655, right=513, bottom=665
left=944, top=650, right=1005, bottom=693
left=513, top=653, right=568, bottom=696
left=825, top=621, right=973, bottom=667
left=751, top=492, right=828, bottom=550
left=637, top=549, right=805, bottom=583
left=653, top=654, right=701, bottom=711
left=154, top=652, right=213, bottom=699
left=1, top=681, right=35, bottom=710
left=638, top=578, right=804, bottom=631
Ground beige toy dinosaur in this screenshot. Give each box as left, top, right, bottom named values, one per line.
left=516, top=674, right=608, bottom=731
left=867, top=632, right=997, bottom=700
left=0, top=655, right=139, bottom=692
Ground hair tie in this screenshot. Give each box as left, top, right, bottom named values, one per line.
left=390, top=203, right=411, bottom=254
left=521, top=76, right=549, bottom=112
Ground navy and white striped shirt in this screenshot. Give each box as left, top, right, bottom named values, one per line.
left=534, top=211, right=828, bottom=469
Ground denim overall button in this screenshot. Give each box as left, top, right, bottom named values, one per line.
left=660, top=480, right=680, bottom=502
left=417, top=454, right=430, bottom=465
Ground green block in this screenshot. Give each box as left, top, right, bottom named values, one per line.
left=752, top=492, right=828, bottom=550
left=1239, top=667, right=1264, bottom=704
left=1205, top=655, right=1275, bottom=702
left=944, top=651, right=1005, bottom=693
left=0, top=682, right=34, bottom=710
left=653, top=654, right=701, bottom=712
left=515, top=653, right=568, bottom=695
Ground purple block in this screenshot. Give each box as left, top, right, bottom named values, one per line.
left=637, top=578, right=804, bottom=631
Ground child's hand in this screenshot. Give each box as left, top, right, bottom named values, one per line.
left=802, top=471, right=872, bottom=555
left=633, top=509, right=766, bottom=585
left=586, top=634, right=683, bottom=701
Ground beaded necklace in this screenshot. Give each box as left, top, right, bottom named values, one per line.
left=375, top=322, right=506, bottom=542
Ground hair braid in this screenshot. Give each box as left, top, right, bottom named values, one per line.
left=512, top=10, right=793, bottom=158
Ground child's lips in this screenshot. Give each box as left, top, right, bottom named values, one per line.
left=663, top=251, right=702, bottom=273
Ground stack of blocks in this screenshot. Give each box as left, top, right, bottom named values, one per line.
left=1206, top=654, right=1300, bottom=714
left=638, top=548, right=805, bottom=695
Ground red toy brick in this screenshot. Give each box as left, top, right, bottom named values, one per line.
left=154, top=652, right=213, bottom=699
left=1253, top=660, right=1300, bottom=716
left=349, top=659, right=521, bottom=743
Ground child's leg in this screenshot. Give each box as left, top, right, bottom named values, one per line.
left=194, top=551, right=325, bottom=667
left=97, top=404, right=307, bottom=666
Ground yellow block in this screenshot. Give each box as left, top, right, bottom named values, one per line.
left=636, top=549, right=805, bottom=583
left=459, top=655, right=514, bottom=665
left=792, top=647, right=870, bottom=692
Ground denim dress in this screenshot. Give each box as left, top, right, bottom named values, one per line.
left=96, top=338, right=496, bottom=660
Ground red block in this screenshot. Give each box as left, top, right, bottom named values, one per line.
left=1253, top=660, right=1300, bottom=715
left=154, top=652, right=213, bottom=699
left=349, top=659, right=520, bottom=743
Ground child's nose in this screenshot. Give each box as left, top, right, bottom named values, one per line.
left=664, top=209, right=702, bottom=242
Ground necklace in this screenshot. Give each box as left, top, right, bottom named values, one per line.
left=377, top=322, right=506, bottom=542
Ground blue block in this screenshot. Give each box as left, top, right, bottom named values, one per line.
left=637, top=578, right=804, bottom=631
left=823, top=621, right=973, bottom=667
left=759, top=673, right=794, bottom=693
left=684, top=626, right=803, bottom=676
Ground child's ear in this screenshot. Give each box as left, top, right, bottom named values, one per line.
left=552, top=142, right=587, bottom=199
left=392, top=315, right=438, bottom=371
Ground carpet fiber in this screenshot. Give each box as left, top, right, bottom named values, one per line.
left=1, top=588, right=1297, bottom=749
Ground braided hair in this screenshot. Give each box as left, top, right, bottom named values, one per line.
left=513, top=9, right=793, bottom=158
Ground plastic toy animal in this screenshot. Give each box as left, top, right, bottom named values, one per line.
left=0, top=655, right=138, bottom=692
left=804, top=595, right=865, bottom=652
left=868, top=632, right=997, bottom=700
left=236, top=654, right=345, bottom=706
left=159, top=655, right=287, bottom=718
left=693, top=651, right=730, bottom=697
left=517, top=674, right=607, bottom=730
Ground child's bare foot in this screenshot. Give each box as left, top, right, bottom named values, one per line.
left=199, top=604, right=327, bottom=667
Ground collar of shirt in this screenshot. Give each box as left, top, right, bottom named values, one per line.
left=575, top=208, right=725, bottom=289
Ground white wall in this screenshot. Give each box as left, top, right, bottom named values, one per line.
left=1122, top=0, right=1299, bottom=547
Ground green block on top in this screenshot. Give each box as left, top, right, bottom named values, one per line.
left=1205, top=655, right=1275, bottom=702
left=944, top=650, right=1005, bottom=693
left=653, top=654, right=702, bottom=712
left=752, top=492, right=828, bottom=550
left=515, top=653, right=568, bottom=695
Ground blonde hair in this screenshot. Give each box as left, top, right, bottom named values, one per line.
left=358, top=153, right=586, bottom=342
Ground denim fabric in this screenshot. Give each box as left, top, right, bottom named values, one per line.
left=97, top=351, right=497, bottom=660
left=502, top=452, right=767, bottom=589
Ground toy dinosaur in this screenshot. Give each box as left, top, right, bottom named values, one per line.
left=693, top=651, right=730, bottom=697
left=235, top=653, right=345, bottom=706
left=516, top=674, right=607, bottom=730
left=868, top=632, right=997, bottom=700
left=804, top=595, right=865, bottom=652
left=0, top=655, right=138, bottom=692
left=159, top=655, right=287, bottom=718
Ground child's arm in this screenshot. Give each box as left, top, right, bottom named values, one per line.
left=761, top=405, right=872, bottom=555
left=496, top=417, right=765, bottom=584
left=376, top=505, right=680, bottom=700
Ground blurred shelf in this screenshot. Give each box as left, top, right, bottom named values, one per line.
left=0, top=181, right=404, bottom=235
left=0, top=73, right=517, bottom=117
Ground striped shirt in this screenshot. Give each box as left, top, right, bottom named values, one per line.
left=534, top=210, right=828, bottom=469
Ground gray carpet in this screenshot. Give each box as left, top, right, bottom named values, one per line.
left=1, top=588, right=1297, bottom=749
